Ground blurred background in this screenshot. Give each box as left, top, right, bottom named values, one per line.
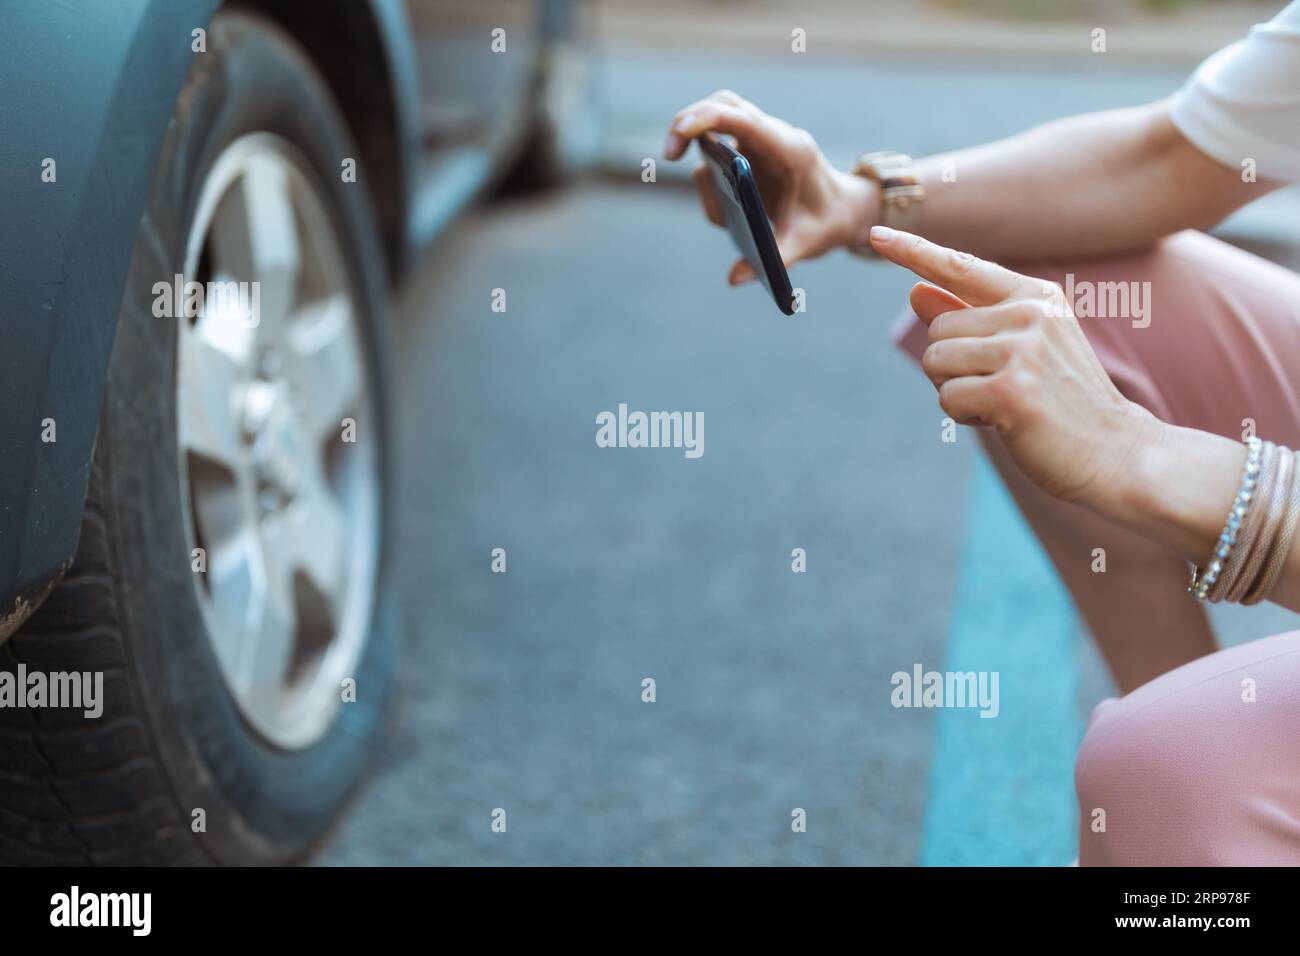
left=321, top=0, right=1300, bottom=865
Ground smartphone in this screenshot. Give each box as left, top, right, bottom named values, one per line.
left=698, top=132, right=796, bottom=316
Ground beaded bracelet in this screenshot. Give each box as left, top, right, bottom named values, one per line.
left=1212, top=440, right=1279, bottom=603
left=1189, top=437, right=1262, bottom=601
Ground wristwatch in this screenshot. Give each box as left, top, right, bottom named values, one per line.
left=850, top=151, right=925, bottom=253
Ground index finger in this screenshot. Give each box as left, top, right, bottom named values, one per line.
left=869, top=226, right=1027, bottom=306
left=664, top=100, right=785, bottom=162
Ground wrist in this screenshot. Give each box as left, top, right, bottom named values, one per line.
left=1106, top=411, right=1248, bottom=564
left=1103, top=405, right=1170, bottom=521
left=830, top=167, right=879, bottom=250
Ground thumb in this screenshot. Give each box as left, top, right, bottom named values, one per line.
left=909, top=281, right=969, bottom=325
left=730, top=234, right=803, bottom=286
left=729, top=259, right=757, bottom=286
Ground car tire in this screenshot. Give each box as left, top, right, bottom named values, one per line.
left=500, top=105, right=570, bottom=194
left=0, top=10, right=398, bottom=865
left=498, top=34, right=597, bottom=194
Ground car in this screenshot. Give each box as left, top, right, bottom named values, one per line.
left=0, top=0, right=580, bottom=865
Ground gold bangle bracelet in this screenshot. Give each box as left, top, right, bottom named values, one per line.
left=1230, top=444, right=1292, bottom=603
left=1245, top=447, right=1300, bottom=605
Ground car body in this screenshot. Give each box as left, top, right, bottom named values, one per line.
left=0, top=0, right=573, bottom=640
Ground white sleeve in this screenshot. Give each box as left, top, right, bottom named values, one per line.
left=1169, top=1, right=1300, bottom=183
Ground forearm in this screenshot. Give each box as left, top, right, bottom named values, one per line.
left=841, top=100, right=1274, bottom=262
left=1102, top=420, right=1300, bottom=614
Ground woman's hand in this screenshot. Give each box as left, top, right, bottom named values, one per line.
left=665, top=90, right=875, bottom=284
left=869, top=225, right=1161, bottom=509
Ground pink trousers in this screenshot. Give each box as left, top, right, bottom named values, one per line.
left=894, top=230, right=1300, bottom=865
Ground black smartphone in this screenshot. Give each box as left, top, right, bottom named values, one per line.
left=698, top=132, right=796, bottom=316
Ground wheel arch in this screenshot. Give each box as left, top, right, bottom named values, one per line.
left=0, top=0, right=416, bottom=639
left=230, top=0, right=421, bottom=279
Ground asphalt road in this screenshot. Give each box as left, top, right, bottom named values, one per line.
left=318, top=179, right=960, bottom=865
left=317, top=49, right=1300, bottom=865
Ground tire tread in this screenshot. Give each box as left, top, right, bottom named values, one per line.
left=0, top=454, right=200, bottom=865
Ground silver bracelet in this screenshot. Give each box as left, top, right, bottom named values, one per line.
left=1189, top=436, right=1263, bottom=601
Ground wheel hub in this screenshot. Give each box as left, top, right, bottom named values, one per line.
left=243, top=375, right=306, bottom=511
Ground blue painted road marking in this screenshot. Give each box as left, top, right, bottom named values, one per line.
left=921, top=456, right=1084, bottom=866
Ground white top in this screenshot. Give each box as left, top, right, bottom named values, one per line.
left=1170, top=1, right=1300, bottom=182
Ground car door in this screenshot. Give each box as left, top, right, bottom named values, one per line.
left=405, top=0, right=541, bottom=150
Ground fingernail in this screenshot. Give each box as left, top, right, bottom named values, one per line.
left=870, top=225, right=897, bottom=243
left=673, top=113, right=697, bottom=134
left=664, top=132, right=683, bottom=157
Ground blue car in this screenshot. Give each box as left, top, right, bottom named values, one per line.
left=0, top=0, right=578, bottom=864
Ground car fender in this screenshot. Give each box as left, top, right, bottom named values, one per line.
left=0, top=0, right=417, bottom=638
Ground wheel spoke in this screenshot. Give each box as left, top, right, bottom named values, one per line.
left=209, top=155, right=302, bottom=339
left=278, top=471, right=347, bottom=616
left=202, top=533, right=257, bottom=678
left=285, top=294, right=365, bottom=438
left=236, top=536, right=299, bottom=704
left=177, top=320, right=247, bottom=471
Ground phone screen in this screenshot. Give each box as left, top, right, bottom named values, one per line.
left=698, top=134, right=796, bottom=315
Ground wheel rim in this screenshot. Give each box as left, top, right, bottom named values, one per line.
left=176, top=133, right=380, bottom=750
